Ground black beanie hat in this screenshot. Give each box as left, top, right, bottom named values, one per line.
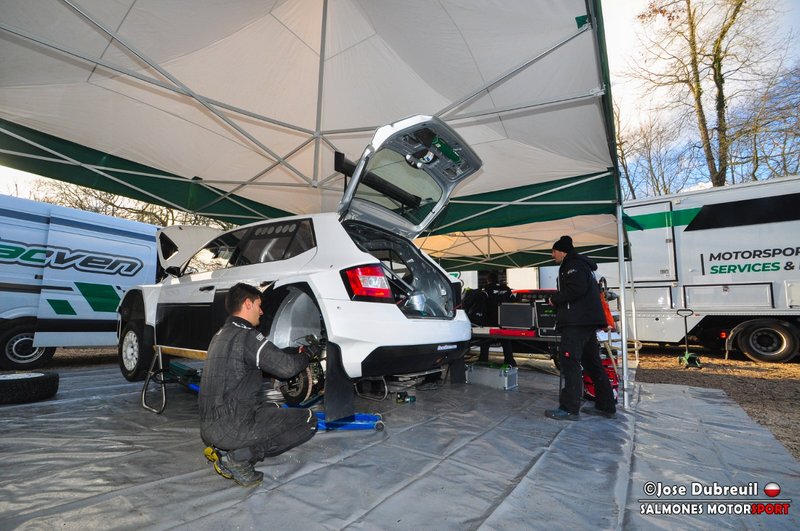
left=552, top=235, right=574, bottom=253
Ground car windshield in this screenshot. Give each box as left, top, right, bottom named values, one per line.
left=354, top=148, right=443, bottom=225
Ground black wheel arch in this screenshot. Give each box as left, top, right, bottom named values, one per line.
left=118, top=289, right=146, bottom=327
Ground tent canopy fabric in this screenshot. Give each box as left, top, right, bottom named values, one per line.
left=0, top=0, right=621, bottom=269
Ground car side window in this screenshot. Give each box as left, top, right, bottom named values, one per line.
left=184, top=229, right=246, bottom=274
left=233, top=219, right=316, bottom=266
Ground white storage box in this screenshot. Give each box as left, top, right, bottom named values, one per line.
left=465, top=364, right=518, bottom=390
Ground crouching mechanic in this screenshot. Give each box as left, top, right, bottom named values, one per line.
left=199, top=282, right=318, bottom=487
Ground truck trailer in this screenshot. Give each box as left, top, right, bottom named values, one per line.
left=597, top=176, right=800, bottom=363
left=0, top=194, right=158, bottom=370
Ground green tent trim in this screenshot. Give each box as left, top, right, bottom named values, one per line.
left=429, top=172, right=618, bottom=235
left=0, top=118, right=291, bottom=224
left=434, top=244, right=625, bottom=272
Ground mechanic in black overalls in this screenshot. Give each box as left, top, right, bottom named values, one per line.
left=199, top=283, right=318, bottom=487
left=477, top=270, right=517, bottom=367
left=544, top=236, right=616, bottom=421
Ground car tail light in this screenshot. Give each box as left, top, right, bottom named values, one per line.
left=719, top=331, right=728, bottom=340
left=341, top=265, right=393, bottom=302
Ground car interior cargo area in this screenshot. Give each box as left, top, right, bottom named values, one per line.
left=343, top=220, right=455, bottom=319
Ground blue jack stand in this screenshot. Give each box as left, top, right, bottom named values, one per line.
left=314, top=411, right=384, bottom=431
left=282, top=397, right=384, bottom=431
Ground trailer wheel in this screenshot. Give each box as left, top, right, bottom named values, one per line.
left=737, top=322, right=799, bottom=363
left=0, top=372, right=59, bottom=404
left=119, top=321, right=154, bottom=381
left=0, top=325, right=57, bottom=370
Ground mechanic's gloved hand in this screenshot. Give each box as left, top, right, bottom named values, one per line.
left=280, top=345, right=300, bottom=356
left=299, top=341, right=323, bottom=361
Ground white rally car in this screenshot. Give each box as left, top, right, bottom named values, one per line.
left=117, top=115, right=482, bottom=417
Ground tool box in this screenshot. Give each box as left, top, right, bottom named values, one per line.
left=465, top=363, right=518, bottom=391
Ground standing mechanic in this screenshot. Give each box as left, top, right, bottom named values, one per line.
left=199, top=282, right=318, bottom=487
left=476, top=270, right=517, bottom=367
left=544, top=236, right=617, bottom=421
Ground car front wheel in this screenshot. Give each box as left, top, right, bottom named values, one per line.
left=118, top=321, right=154, bottom=381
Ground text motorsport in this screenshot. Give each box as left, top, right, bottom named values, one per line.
left=639, top=481, right=791, bottom=517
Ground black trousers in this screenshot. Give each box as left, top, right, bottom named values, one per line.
left=557, top=326, right=616, bottom=414
left=204, top=403, right=318, bottom=463
left=478, top=338, right=516, bottom=366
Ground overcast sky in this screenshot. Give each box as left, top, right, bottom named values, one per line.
left=2, top=0, right=798, bottom=197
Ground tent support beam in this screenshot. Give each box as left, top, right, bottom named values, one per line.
left=615, top=203, right=630, bottom=409
left=0, top=126, right=277, bottom=221
left=60, top=0, right=313, bottom=189
left=193, top=136, right=318, bottom=213
left=447, top=90, right=603, bottom=122
left=0, top=23, right=314, bottom=137
left=1, top=126, right=190, bottom=212
left=435, top=172, right=612, bottom=233
left=437, top=24, right=591, bottom=118
left=312, top=0, right=330, bottom=189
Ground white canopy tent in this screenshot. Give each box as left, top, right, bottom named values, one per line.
left=0, top=0, right=631, bottom=404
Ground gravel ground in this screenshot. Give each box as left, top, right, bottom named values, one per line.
left=47, top=346, right=800, bottom=461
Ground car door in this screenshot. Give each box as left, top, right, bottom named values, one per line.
left=154, top=219, right=319, bottom=352
left=154, top=227, right=242, bottom=351
left=337, top=114, right=482, bottom=240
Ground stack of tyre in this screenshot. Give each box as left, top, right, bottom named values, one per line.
left=1, top=327, right=59, bottom=405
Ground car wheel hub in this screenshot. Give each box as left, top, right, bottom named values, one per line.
left=122, top=331, right=140, bottom=371
left=6, top=333, right=45, bottom=364
left=750, top=329, right=780, bottom=354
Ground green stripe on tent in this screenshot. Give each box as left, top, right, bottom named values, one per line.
left=429, top=173, right=618, bottom=235
left=626, top=208, right=701, bottom=231
left=0, top=118, right=291, bottom=225
left=435, top=244, right=624, bottom=272
left=47, top=299, right=76, bottom=316
left=75, top=282, right=121, bottom=312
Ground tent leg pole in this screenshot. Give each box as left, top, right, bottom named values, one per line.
left=616, top=203, right=630, bottom=410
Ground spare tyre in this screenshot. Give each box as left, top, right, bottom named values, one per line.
left=0, top=372, right=60, bottom=404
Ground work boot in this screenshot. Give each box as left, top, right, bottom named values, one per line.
left=216, top=453, right=263, bottom=488
left=204, top=446, right=233, bottom=480
left=544, top=408, right=580, bottom=421
left=581, top=406, right=617, bottom=419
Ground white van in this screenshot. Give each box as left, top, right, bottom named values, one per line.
left=0, top=194, right=157, bottom=369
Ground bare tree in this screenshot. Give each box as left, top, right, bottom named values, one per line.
left=614, top=103, right=702, bottom=199
left=633, top=0, right=788, bottom=186
left=30, top=178, right=234, bottom=230
left=727, top=64, right=800, bottom=181
left=613, top=101, right=638, bottom=200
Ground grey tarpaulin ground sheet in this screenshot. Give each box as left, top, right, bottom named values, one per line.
left=1, top=358, right=798, bottom=530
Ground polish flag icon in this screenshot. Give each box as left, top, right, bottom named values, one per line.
left=764, top=482, right=781, bottom=497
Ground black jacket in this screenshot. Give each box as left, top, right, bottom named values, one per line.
left=483, top=281, right=515, bottom=327
left=198, top=316, right=309, bottom=436
left=550, top=253, right=606, bottom=329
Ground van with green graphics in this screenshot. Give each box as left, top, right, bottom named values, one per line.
left=0, top=193, right=158, bottom=370
left=597, top=176, right=800, bottom=363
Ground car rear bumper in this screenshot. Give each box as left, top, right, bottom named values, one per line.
left=360, top=340, right=469, bottom=377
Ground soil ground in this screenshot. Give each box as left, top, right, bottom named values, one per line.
left=46, top=346, right=800, bottom=460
